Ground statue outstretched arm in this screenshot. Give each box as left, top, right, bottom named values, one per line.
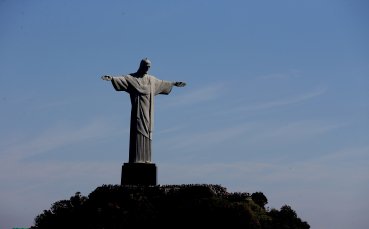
left=173, top=81, right=186, bottom=87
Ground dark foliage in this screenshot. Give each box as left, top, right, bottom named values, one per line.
left=251, top=192, right=268, bottom=209
left=31, top=184, right=309, bottom=229
left=268, top=205, right=310, bottom=229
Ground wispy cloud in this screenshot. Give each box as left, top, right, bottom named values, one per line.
left=158, top=156, right=362, bottom=189
left=238, top=87, right=327, bottom=112
left=309, top=145, right=369, bottom=165
left=248, top=119, right=346, bottom=144
left=159, top=145, right=369, bottom=229
left=156, top=122, right=256, bottom=152
left=156, top=118, right=344, bottom=155
left=156, top=125, right=187, bottom=135
left=159, top=132, right=369, bottom=184
left=0, top=118, right=122, bottom=162
left=0, top=160, right=118, bottom=186
left=257, top=70, right=302, bottom=80
left=161, top=83, right=226, bottom=107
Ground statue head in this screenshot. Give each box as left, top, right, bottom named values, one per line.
left=138, top=58, right=151, bottom=74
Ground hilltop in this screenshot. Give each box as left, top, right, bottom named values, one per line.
left=31, top=184, right=310, bottom=229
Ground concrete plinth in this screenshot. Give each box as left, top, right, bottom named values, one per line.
left=121, top=163, right=157, bottom=186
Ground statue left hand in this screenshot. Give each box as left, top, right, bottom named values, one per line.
left=101, top=75, right=113, bottom=81
left=173, top=82, right=186, bottom=87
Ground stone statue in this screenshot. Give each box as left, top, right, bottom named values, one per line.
left=101, top=58, right=186, bottom=164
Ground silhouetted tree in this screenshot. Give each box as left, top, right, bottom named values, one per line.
left=268, top=205, right=310, bottom=229
left=251, top=192, right=268, bottom=209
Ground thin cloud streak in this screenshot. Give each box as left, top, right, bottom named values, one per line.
left=238, top=87, right=327, bottom=112
left=257, top=70, right=302, bottom=80
left=0, top=119, right=120, bottom=162
left=159, top=149, right=368, bottom=188
left=248, top=120, right=346, bottom=144
left=0, top=160, right=118, bottom=185
left=157, top=122, right=257, bottom=152
left=157, top=119, right=344, bottom=153
left=159, top=144, right=369, bottom=197
left=156, top=125, right=187, bottom=135
left=161, top=83, right=226, bottom=107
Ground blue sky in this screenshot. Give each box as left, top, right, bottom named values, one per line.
left=1, top=0, right=368, bottom=228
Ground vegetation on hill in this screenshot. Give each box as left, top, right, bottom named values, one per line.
left=31, top=184, right=309, bottom=229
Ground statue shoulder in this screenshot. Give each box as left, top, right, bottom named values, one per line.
left=146, top=74, right=158, bottom=81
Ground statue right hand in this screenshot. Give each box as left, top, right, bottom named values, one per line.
left=101, top=75, right=113, bottom=81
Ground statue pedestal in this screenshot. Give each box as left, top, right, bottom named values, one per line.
left=121, top=163, right=157, bottom=186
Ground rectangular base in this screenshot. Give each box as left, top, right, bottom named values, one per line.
left=121, top=163, right=157, bottom=186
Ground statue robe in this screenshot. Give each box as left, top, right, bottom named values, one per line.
left=111, top=74, right=173, bottom=163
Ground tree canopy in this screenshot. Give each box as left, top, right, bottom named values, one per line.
left=31, top=184, right=309, bottom=229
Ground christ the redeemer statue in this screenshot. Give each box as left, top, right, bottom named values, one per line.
left=101, top=58, right=186, bottom=164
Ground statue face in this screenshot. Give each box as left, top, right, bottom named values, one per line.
left=139, top=58, right=151, bottom=74
left=139, top=60, right=151, bottom=74
left=141, top=64, right=150, bottom=74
